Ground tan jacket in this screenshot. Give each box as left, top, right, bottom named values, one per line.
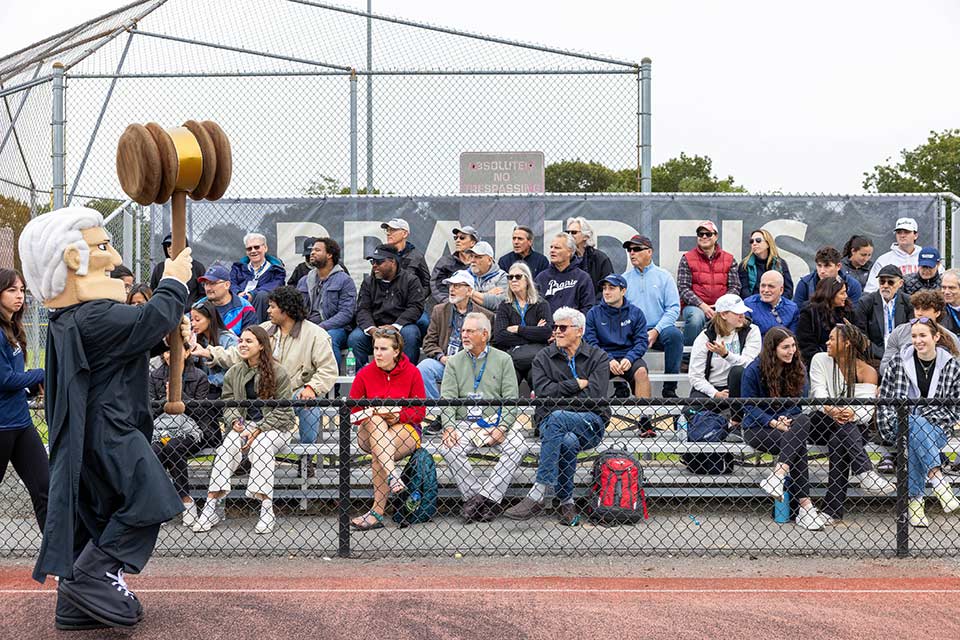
left=221, top=361, right=295, bottom=432
left=209, top=320, right=338, bottom=395
left=422, top=302, right=495, bottom=360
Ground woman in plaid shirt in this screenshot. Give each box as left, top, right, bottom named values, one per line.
left=877, top=317, right=960, bottom=527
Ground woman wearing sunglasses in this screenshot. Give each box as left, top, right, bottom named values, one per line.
left=738, top=229, right=794, bottom=300
left=348, top=326, right=427, bottom=530
left=877, top=317, right=960, bottom=527
left=492, top=262, right=553, bottom=385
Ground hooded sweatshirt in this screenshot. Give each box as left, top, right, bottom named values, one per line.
left=864, top=243, right=923, bottom=293
left=583, top=300, right=649, bottom=364
left=534, top=261, right=595, bottom=314
left=349, top=353, right=427, bottom=433
left=470, top=264, right=509, bottom=311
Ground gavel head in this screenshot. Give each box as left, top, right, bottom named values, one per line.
left=116, top=120, right=232, bottom=205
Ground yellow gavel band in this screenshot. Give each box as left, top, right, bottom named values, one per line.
left=167, top=126, right=203, bottom=192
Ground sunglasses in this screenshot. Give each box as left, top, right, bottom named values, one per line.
left=370, top=259, right=387, bottom=266
left=627, top=246, right=650, bottom=253
left=910, top=317, right=933, bottom=326
left=506, top=274, right=525, bottom=281
left=697, top=231, right=717, bottom=238
left=552, top=324, right=574, bottom=334
left=373, top=326, right=399, bottom=337
left=245, top=244, right=263, bottom=252
left=565, top=229, right=580, bottom=235
left=878, top=278, right=899, bottom=286
left=749, top=237, right=765, bottom=244
left=454, top=234, right=472, bottom=241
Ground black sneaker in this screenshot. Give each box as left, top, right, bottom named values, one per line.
left=422, top=418, right=443, bottom=437
left=877, top=453, right=895, bottom=474
left=58, top=543, right=142, bottom=628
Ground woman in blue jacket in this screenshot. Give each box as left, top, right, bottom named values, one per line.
left=740, top=326, right=825, bottom=531
left=0, top=269, right=48, bottom=530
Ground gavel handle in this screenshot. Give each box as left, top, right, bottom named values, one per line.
left=165, top=190, right=187, bottom=415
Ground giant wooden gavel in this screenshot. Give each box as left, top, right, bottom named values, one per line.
left=116, top=120, right=232, bottom=414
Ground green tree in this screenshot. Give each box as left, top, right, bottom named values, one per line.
left=304, top=175, right=381, bottom=196
left=651, top=152, right=745, bottom=193
left=863, top=129, right=960, bottom=194
left=544, top=154, right=745, bottom=193
left=545, top=160, right=619, bottom=192
left=1, top=195, right=33, bottom=272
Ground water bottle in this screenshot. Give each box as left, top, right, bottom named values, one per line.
left=675, top=413, right=688, bottom=442
left=345, top=349, right=356, bottom=376
left=405, top=490, right=422, bottom=513
left=773, top=486, right=791, bottom=523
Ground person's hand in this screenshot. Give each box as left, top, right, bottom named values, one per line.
left=487, top=427, right=506, bottom=446
left=647, top=329, right=659, bottom=346
left=441, top=427, right=459, bottom=448
left=609, top=360, right=624, bottom=376
left=705, top=340, right=728, bottom=357
left=191, top=343, right=211, bottom=359
left=507, top=325, right=519, bottom=333
left=489, top=287, right=504, bottom=295
left=365, top=326, right=376, bottom=336
left=714, top=389, right=729, bottom=399
left=378, top=411, right=399, bottom=426
left=179, top=316, right=192, bottom=343
left=232, top=420, right=245, bottom=433
left=577, top=378, right=589, bottom=390
left=165, top=381, right=170, bottom=398
left=537, top=319, right=547, bottom=327
left=700, top=303, right=716, bottom=320
left=439, top=355, right=448, bottom=365
left=299, top=386, right=317, bottom=400
left=240, top=429, right=259, bottom=452
left=162, top=247, right=193, bottom=283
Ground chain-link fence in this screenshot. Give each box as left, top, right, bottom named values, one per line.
left=5, top=396, right=959, bottom=559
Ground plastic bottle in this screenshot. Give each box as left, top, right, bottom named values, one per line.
left=405, top=490, right=422, bottom=513
left=675, top=413, right=688, bottom=442
left=773, top=486, right=791, bottom=523
left=345, top=349, right=356, bottom=376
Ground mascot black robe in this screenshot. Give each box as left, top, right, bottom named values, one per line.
left=34, top=278, right=187, bottom=582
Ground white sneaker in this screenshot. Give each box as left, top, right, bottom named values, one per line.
left=796, top=505, right=825, bottom=531
left=760, top=472, right=785, bottom=500
left=192, top=499, right=221, bottom=533
left=932, top=483, right=960, bottom=514
left=856, top=471, right=895, bottom=496
left=909, top=499, right=929, bottom=527
left=255, top=503, right=275, bottom=535
left=181, top=500, right=198, bottom=527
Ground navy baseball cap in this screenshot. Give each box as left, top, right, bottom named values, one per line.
left=601, top=274, right=628, bottom=289
left=198, top=264, right=230, bottom=283
left=918, top=247, right=941, bottom=268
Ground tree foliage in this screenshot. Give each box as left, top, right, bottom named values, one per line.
left=863, top=129, right=960, bottom=195
left=545, top=153, right=745, bottom=193
left=305, top=175, right=381, bottom=196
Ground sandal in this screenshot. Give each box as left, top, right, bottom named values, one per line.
left=350, top=510, right=385, bottom=531
left=388, top=470, right=406, bottom=494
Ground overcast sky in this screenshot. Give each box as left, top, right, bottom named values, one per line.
left=2, top=0, right=958, bottom=194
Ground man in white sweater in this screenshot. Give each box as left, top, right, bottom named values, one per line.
left=864, top=217, right=924, bottom=293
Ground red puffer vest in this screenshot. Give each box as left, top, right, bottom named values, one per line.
left=684, top=246, right=734, bottom=306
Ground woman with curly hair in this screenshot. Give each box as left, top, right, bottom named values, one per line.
left=737, top=229, right=794, bottom=299
left=192, top=325, right=295, bottom=535
left=809, top=321, right=894, bottom=523
left=741, top=327, right=826, bottom=530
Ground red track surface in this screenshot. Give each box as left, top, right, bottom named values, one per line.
left=1, top=564, right=958, bottom=639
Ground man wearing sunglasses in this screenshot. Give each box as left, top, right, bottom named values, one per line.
left=504, top=306, right=609, bottom=526
left=676, top=220, right=739, bottom=347
left=855, top=264, right=913, bottom=360
left=348, top=244, right=425, bottom=367
left=430, top=225, right=479, bottom=305
left=229, top=232, right=287, bottom=322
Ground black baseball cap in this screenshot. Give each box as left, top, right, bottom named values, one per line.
left=365, top=244, right=400, bottom=262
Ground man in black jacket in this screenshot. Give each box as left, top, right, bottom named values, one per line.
left=286, top=237, right=315, bottom=286
left=504, top=306, right=609, bottom=527
left=430, top=225, right=478, bottom=304
left=149, top=233, right=206, bottom=307
left=855, top=264, right=913, bottom=359
left=382, top=217, right=432, bottom=336
left=347, top=244, right=425, bottom=366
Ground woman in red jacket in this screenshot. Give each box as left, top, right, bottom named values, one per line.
left=349, top=326, right=426, bottom=530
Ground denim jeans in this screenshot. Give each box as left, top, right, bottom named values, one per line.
left=417, top=358, right=446, bottom=399
left=907, top=415, right=949, bottom=498
left=416, top=310, right=431, bottom=340
left=648, top=325, right=683, bottom=395
left=326, top=327, right=348, bottom=374
left=347, top=324, right=422, bottom=366
left=294, top=390, right=322, bottom=444
left=682, top=305, right=706, bottom=346
left=535, top=410, right=605, bottom=502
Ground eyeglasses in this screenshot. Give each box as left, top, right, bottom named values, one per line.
left=749, top=237, right=764, bottom=244
left=697, top=231, right=716, bottom=238
left=552, top=324, right=574, bottom=334
left=454, top=234, right=471, bottom=241
left=506, top=274, right=525, bottom=281
left=565, top=229, right=580, bottom=235
left=460, top=327, right=483, bottom=334
left=245, top=244, right=263, bottom=252
left=627, top=246, right=650, bottom=253
left=373, top=326, right=399, bottom=337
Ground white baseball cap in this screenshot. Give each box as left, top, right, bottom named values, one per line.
left=465, top=241, right=495, bottom=258
left=442, top=270, right=475, bottom=287
left=894, top=217, right=918, bottom=233
left=381, top=218, right=410, bottom=232
left=715, top=294, right=751, bottom=315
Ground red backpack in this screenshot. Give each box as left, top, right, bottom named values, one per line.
left=589, top=450, right=648, bottom=525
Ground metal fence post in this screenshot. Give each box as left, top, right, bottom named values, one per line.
left=895, top=403, right=910, bottom=558
left=366, top=0, right=374, bottom=193
left=51, top=62, right=66, bottom=210
left=338, top=402, right=352, bottom=558
left=350, top=69, right=358, bottom=195
left=640, top=57, right=652, bottom=193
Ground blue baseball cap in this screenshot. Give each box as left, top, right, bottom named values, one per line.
left=198, top=264, right=230, bottom=283
left=918, top=247, right=940, bottom=268
left=601, top=274, right=628, bottom=289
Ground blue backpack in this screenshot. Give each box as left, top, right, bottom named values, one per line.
left=682, top=410, right=734, bottom=475
left=390, top=448, right=438, bottom=527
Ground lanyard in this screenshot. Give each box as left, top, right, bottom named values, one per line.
left=470, top=351, right=488, bottom=392
left=885, top=300, right=896, bottom=334
left=949, top=305, right=960, bottom=328
left=514, top=301, right=527, bottom=327
left=568, top=356, right=579, bottom=380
